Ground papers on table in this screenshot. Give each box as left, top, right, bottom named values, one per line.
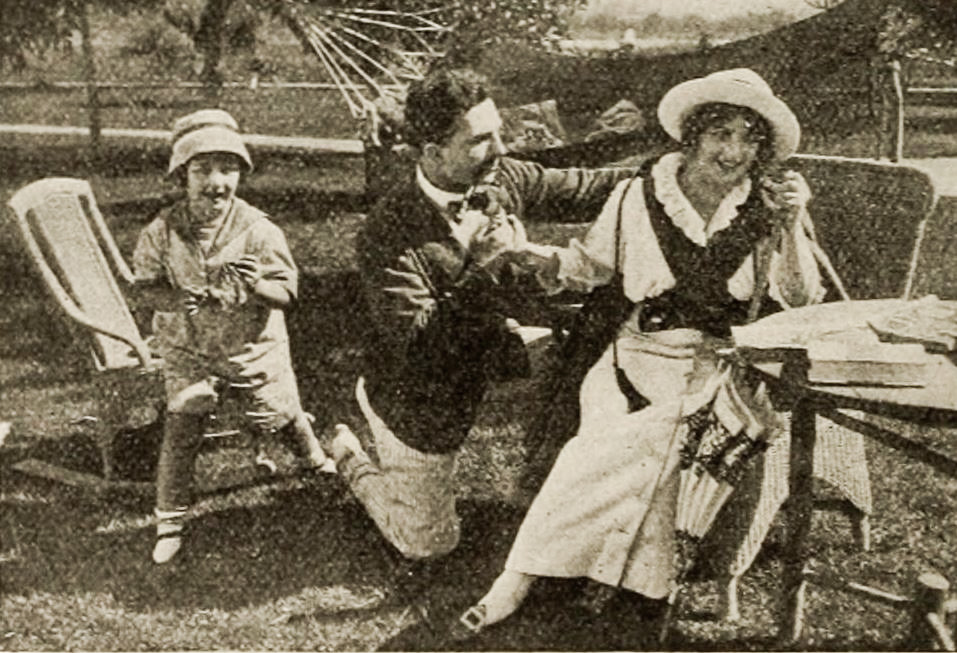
left=867, top=295, right=957, bottom=353
left=731, top=300, right=949, bottom=387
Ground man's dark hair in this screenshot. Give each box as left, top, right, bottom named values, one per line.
left=403, top=68, right=491, bottom=147
left=680, top=102, right=775, bottom=173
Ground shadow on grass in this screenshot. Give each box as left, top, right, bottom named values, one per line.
left=1, top=435, right=534, bottom=629
left=1, top=457, right=382, bottom=609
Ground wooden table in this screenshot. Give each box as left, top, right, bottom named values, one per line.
left=736, top=299, right=957, bottom=645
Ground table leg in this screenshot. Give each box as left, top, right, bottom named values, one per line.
left=780, top=397, right=818, bottom=647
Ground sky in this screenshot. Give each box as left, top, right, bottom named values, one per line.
left=582, top=0, right=823, bottom=21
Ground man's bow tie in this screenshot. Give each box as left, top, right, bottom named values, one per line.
left=447, top=191, right=493, bottom=223
left=446, top=199, right=464, bottom=222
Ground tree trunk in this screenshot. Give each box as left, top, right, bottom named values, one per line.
left=78, top=1, right=101, bottom=166
left=195, top=0, right=235, bottom=94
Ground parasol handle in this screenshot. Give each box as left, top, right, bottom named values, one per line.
left=659, top=587, right=681, bottom=645
left=747, top=222, right=784, bottom=323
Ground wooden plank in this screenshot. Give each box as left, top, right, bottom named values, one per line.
left=803, top=568, right=912, bottom=608
left=780, top=398, right=818, bottom=647
left=9, top=457, right=299, bottom=498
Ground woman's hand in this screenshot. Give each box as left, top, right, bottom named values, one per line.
left=468, top=214, right=525, bottom=269
left=760, top=170, right=811, bottom=230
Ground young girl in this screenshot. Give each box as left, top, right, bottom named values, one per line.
left=133, top=109, right=335, bottom=564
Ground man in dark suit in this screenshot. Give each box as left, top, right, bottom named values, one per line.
left=330, top=67, right=632, bottom=564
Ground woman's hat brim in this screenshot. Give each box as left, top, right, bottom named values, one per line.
left=657, top=73, right=800, bottom=160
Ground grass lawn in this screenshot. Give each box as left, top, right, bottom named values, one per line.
left=1, top=6, right=956, bottom=647
left=1, top=171, right=956, bottom=651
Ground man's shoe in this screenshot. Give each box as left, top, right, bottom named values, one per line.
left=152, top=532, right=183, bottom=564
left=301, top=455, right=338, bottom=475
left=331, top=423, right=364, bottom=463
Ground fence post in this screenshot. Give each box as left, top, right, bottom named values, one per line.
left=889, top=59, right=904, bottom=163
left=78, top=0, right=102, bottom=168
left=876, top=58, right=905, bottom=162
left=909, top=571, right=951, bottom=650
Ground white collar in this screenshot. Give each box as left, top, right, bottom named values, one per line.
left=651, top=151, right=752, bottom=246
left=416, top=165, right=465, bottom=212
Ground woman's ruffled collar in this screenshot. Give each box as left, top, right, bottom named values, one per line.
left=650, top=152, right=752, bottom=247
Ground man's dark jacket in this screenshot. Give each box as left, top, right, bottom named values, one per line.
left=357, top=156, right=634, bottom=454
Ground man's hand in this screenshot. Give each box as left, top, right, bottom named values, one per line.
left=468, top=214, right=524, bottom=268
left=465, top=186, right=509, bottom=218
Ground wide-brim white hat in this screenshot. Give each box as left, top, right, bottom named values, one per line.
left=657, top=68, right=800, bottom=160
left=167, top=109, right=253, bottom=175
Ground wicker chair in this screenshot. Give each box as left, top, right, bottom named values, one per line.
left=704, top=154, right=938, bottom=620
left=6, top=178, right=262, bottom=482
left=7, top=178, right=164, bottom=480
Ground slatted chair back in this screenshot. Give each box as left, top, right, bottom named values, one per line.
left=6, top=177, right=153, bottom=371
left=787, top=154, right=938, bottom=301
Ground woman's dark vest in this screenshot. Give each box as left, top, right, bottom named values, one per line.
left=638, top=169, right=774, bottom=338
left=520, top=162, right=775, bottom=495
left=562, top=163, right=775, bottom=377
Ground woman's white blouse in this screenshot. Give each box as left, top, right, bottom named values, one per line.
left=538, top=152, right=825, bottom=309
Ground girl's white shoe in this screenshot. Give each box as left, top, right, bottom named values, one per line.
left=153, top=508, right=187, bottom=564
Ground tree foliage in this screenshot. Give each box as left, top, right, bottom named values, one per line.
left=163, top=0, right=262, bottom=84
left=426, top=0, right=588, bottom=63
left=0, top=1, right=77, bottom=70
left=0, top=0, right=154, bottom=70
left=877, top=0, right=957, bottom=65
left=156, top=0, right=586, bottom=88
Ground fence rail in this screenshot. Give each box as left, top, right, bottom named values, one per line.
left=0, top=80, right=403, bottom=92
left=0, top=124, right=362, bottom=156
left=906, top=87, right=957, bottom=106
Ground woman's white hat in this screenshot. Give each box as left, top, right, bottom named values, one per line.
left=657, top=68, right=800, bottom=160
left=167, top=109, right=253, bottom=175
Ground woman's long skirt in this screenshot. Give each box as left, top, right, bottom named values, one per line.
left=505, top=329, right=717, bottom=599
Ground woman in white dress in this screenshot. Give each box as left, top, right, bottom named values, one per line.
left=451, top=68, right=827, bottom=638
